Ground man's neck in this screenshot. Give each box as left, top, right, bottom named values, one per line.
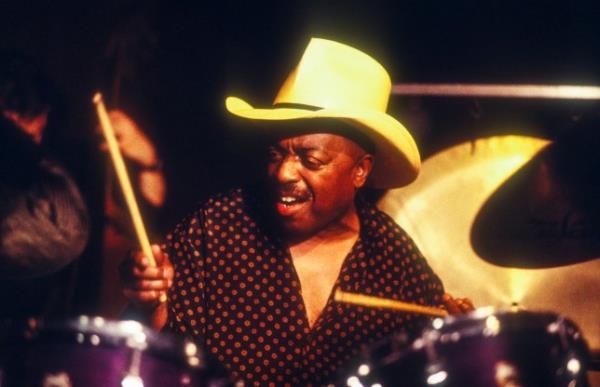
left=287, top=204, right=360, bottom=250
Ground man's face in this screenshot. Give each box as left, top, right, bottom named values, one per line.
left=266, top=132, right=372, bottom=239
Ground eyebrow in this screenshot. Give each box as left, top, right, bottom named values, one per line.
left=271, top=142, right=326, bottom=153
left=297, top=144, right=326, bottom=152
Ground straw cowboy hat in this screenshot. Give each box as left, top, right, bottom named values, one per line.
left=225, top=37, right=420, bottom=188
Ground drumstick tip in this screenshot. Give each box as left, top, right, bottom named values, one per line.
left=333, top=289, right=344, bottom=301
left=92, top=92, right=103, bottom=104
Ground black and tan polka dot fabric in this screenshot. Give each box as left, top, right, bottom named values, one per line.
left=165, top=188, right=444, bottom=386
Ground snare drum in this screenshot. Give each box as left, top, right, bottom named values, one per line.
left=0, top=316, right=231, bottom=387
left=346, top=309, right=590, bottom=387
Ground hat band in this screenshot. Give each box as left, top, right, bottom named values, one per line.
left=267, top=104, right=377, bottom=155
left=273, top=102, right=322, bottom=111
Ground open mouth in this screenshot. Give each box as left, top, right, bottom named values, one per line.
left=275, top=192, right=312, bottom=216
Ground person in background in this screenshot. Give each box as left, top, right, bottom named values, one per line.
left=0, top=50, right=167, bottom=319
left=0, top=51, right=89, bottom=318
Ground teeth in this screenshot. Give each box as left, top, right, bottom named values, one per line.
left=281, top=196, right=297, bottom=204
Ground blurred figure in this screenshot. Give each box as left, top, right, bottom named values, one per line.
left=0, top=45, right=167, bottom=320
left=94, top=5, right=168, bottom=317
left=102, top=110, right=166, bottom=208
left=0, top=51, right=89, bottom=318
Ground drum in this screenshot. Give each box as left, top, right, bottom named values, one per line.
left=345, top=309, right=590, bottom=387
left=0, top=316, right=231, bottom=387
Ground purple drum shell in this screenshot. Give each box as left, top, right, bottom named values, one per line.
left=0, top=316, right=231, bottom=387
left=345, top=309, right=591, bottom=387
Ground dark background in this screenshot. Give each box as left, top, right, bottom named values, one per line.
left=2, top=0, right=600, bottom=235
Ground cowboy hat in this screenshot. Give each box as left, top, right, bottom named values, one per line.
left=225, top=37, right=420, bottom=188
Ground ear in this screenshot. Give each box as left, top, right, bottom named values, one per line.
left=353, top=154, right=374, bottom=188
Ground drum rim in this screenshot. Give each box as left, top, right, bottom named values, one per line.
left=420, top=308, right=586, bottom=349
left=1, top=315, right=206, bottom=369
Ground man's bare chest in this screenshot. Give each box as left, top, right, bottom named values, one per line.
left=290, top=237, right=357, bottom=327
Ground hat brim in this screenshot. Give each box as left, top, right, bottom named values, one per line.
left=226, top=96, right=420, bottom=189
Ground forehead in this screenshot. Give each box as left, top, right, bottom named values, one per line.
left=272, top=132, right=363, bottom=153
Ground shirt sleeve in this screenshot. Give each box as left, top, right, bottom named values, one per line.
left=378, top=208, right=445, bottom=308
left=400, top=231, right=445, bottom=307
left=164, top=208, right=207, bottom=340
left=392, top=227, right=445, bottom=340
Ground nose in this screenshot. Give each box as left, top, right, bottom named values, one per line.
left=275, top=155, right=301, bottom=183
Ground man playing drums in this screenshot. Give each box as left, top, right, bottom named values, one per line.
left=120, top=37, right=473, bottom=385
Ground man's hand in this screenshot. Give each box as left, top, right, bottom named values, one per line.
left=441, top=293, right=475, bottom=315
left=120, top=244, right=173, bottom=310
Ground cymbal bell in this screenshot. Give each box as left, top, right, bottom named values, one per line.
left=379, top=134, right=600, bottom=354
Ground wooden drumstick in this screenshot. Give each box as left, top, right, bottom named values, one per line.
left=94, top=93, right=167, bottom=304
left=93, top=92, right=155, bottom=266
left=334, top=290, right=448, bottom=318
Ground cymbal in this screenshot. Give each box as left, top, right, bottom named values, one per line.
left=379, top=135, right=600, bottom=352
left=471, top=123, right=600, bottom=268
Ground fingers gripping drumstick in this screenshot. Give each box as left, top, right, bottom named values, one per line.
left=334, top=290, right=448, bottom=317
left=93, top=92, right=167, bottom=303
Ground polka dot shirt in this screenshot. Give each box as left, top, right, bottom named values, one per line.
left=165, top=188, right=444, bottom=386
